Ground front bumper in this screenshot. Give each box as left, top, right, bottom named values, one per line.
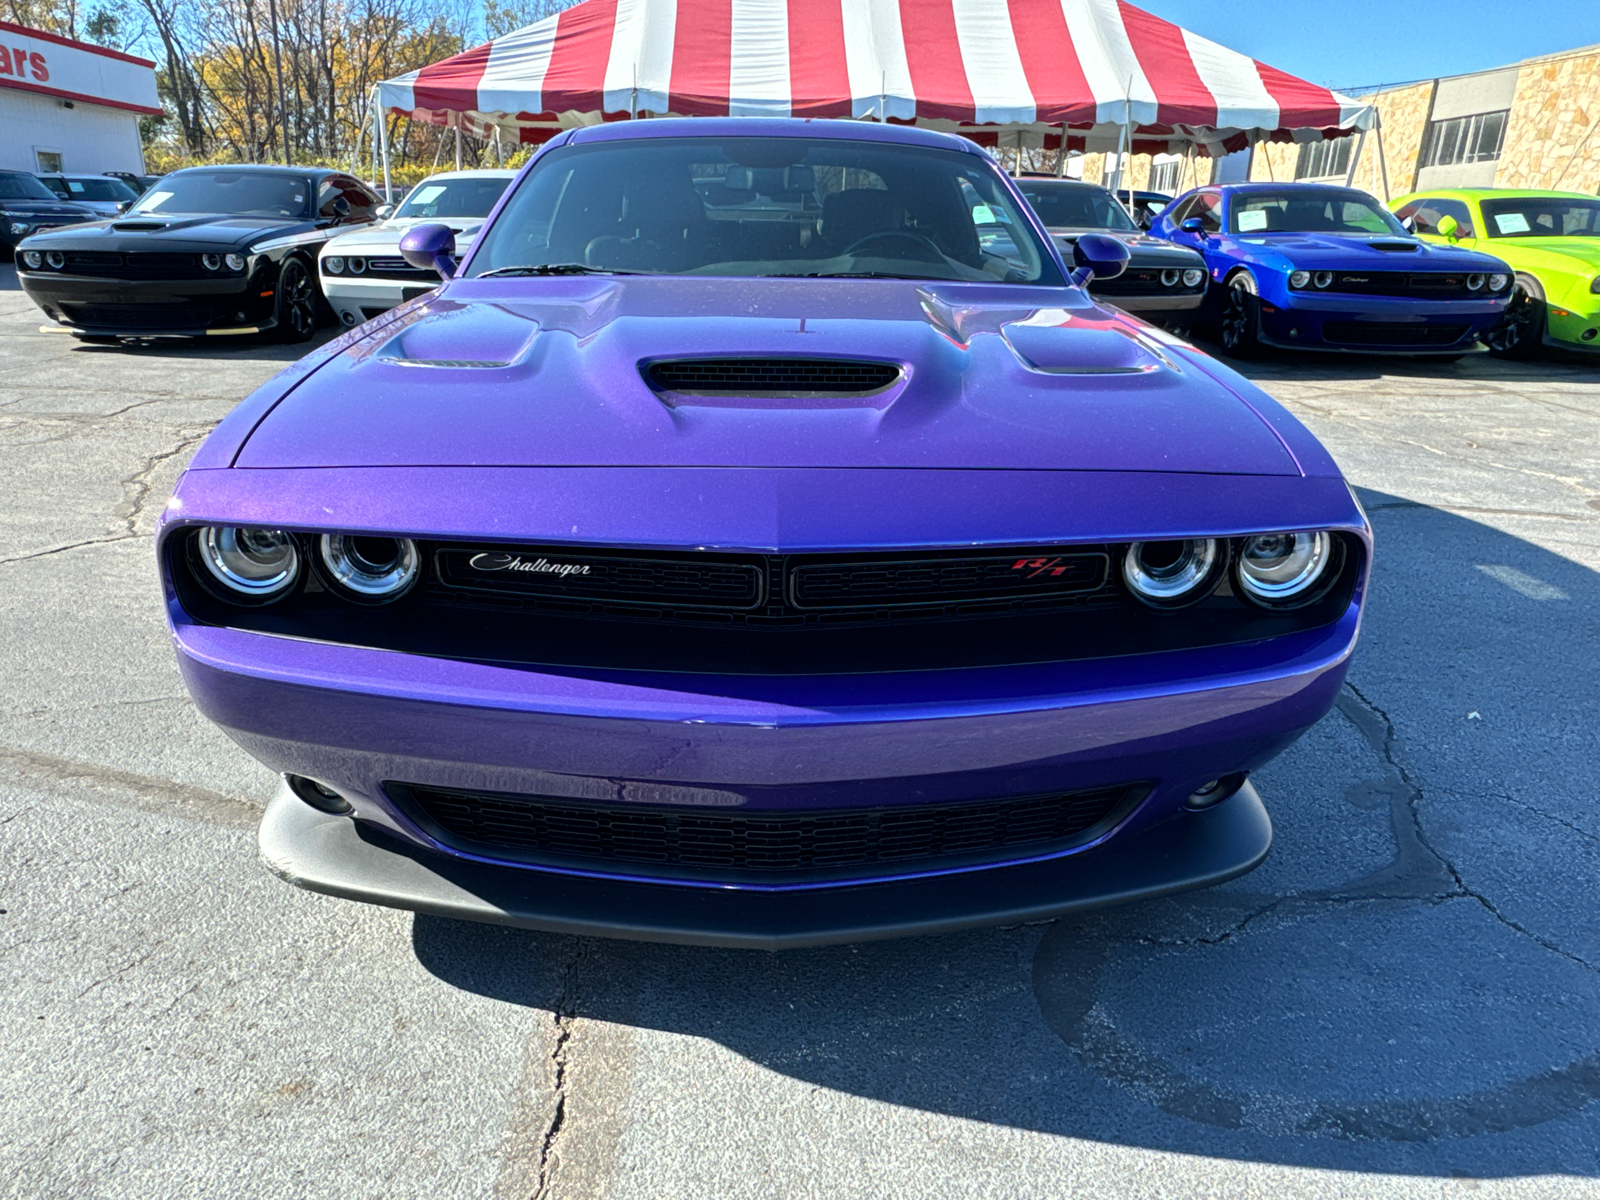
left=1255, top=289, right=1507, bottom=354
left=261, top=775, right=1272, bottom=948
left=17, top=271, right=277, bottom=336
left=1098, top=290, right=1205, bottom=315
left=322, top=274, right=438, bottom=325
left=1546, top=302, right=1600, bottom=352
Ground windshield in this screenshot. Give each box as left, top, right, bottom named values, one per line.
left=466, top=137, right=1057, bottom=284
left=1017, top=183, right=1135, bottom=232
left=1480, top=196, right=1600, bottom=238
left=0, top=173, right=60, bottom=201
left=1230, top=189, right=1406, bottom=236
left=396, top=175, right=513, bottom=220
left=60, top=177, right=137, bottom=202
left=131, top=171, right=311, bottom=218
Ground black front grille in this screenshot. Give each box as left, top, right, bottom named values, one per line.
left=790, top=550, right=1106, bottom=609
left=361, top=256, right=434, bottom=279
left=59, top=252, right=209, bottom=280
left=645, top=358, right=901, bottom=396
left=1322, top=271, right=1481, bottom=298
left=1323, top=321, right=1469, bottom=347
left=436, top=546, right=766, bottom=610
left=61, top=303, right=218, bottom=330
left=1091, top=270, right=1201, bottom=297
left=389, top=781, right=1144, bottom=882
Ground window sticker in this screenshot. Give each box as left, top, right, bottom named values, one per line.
left=1493, top=211, right=1530, bottom=234
left=1236, top=208, right=1268, bottom=232
left=971, top=204, right=997, bottom=224
left=67, top=181, right=85, bottom=192
left=412, top=185, right=447, bottom=206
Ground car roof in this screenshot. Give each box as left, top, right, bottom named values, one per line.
left=409, top=169, right=519, bottom=182
left=1397, top=187, right=1599, bottom=202
left=166, top=163, right=344, bottom=179
left=566, top=116, right=987, bottom=157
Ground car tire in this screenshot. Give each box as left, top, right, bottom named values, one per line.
left=1218, top=272, right=1262, bottom=359
left=272, top=257, right=319, bottom=343
left=1486, top=275, right=1545, bottom=360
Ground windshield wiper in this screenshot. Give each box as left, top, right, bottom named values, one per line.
left=762, top=270, right=951, bottom=280
left=477, top=263, right=647, bottom=277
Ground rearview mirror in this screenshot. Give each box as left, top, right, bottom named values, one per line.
left=1071, top=233, right=1130, bottom=284
left=1179, top=217, right=1205, bottom=234
left=1436, top=214, right=1460, bottom=240
left=399, top=222, right=457, bottom=280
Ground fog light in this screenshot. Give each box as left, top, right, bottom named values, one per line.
left=1466, top=273, right=1485, bottom=292
left=324, top=255, right=345, bottom=275
left=1288, top=327, right=1300, bottom=338
left=1236, top=531, right=1334, bottom=607
left=1313, top=271, right=1333, bottom=289
left=21, top=249, right=42, bottom=269
left=1582, top=328, right=1597, bottom=342
left=195, top=526, right=300, bottom=602
left=1160, top=269, right=1180, bottom=287
left=348, top=257, right=367, bottom=275
left=285, top=774, right=353, bottom=815
left=202, top=253, right=221, bottom=270
left=46, top=250, right=65, bottom=269
left=1182, top=268, right=1204, bottom=287
left=341, top=311, right=357, bottom=326
left=1186, top=773, right=1246, bottom=810
left=1289, top=270, right=1310, bottom=288
left=318, top=534, right=419, bottom=603
left=1122, top=539, right=1221, bottom=609
left=225, top=252, right=246, bottom=270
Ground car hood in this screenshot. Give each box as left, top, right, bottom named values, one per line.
left=1231, top=233, right=1506, bottom=270
left=22, top=213, right=314, bottom=250
left=328, top=217, right=487, bottom=252
left=1049, top=229, right=1205, bottom=267
left=234, top=276, right=1300, bottom=475
left=2, top=199, right=97, bottom=219
left=1488, top=237, right=1600, bottom=274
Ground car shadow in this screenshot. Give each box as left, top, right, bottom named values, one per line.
left=408, top=488, right=1600, bottom=1179
left=0, top=262, right=20, bottom=291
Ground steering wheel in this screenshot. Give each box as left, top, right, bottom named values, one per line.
left=842, top=230, right=945, bottom=262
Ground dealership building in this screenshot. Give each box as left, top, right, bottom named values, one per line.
left=0, top=20, right=161, bottom=176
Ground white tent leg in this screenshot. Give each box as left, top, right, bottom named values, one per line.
left=1374, top=115, right=1391, bottom=201
left=376, top=88, right=392, bottom=202
left=455, top=114, right=463, bottom=169
left=1056, top=123, right=1068, bottom=176
left=1344, top=128, right=1367, bottom=188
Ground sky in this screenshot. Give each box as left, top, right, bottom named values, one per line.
left=1136, top=0, right=1600, bottom=93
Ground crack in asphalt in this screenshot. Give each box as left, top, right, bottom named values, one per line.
left=0, top=535, right=139, bottom=568
left=119, top=431, right=210, bottom=536
left=534, top=940, right=587, bottom=1200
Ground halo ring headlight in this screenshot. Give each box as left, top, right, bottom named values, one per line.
left=318, top=534, right=419, bottom=603
left=1236, top=531, right=1334, bottom=607
left=1160, top=268, right=1180, bottom=287
left=22, top=250, right=42, bottom=269
left=348, top=257, right=367, bottom=275
left=202, top=252, right=222, bottom=271
left=46, top=250, right=65, bottom=269
left=324, top=255, right=345, bottom=275
left=1466, top=273, right=1485, bottom=292
left=1492, top=273, right=1512, bottom=293
left=225, top=252, right=247, bottom=271
left=1182, top=268, right=1205, bottom=287
left=1122, top=539, right=1222, bottom=609
left=1313, top=270, right=1334, bottom=289
left=196, top=526, right=300, bottom=602
left=1289, top=270, right=1311, bottom=288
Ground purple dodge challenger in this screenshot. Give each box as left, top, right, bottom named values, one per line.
left=160, top=119, right=1370, bottom=947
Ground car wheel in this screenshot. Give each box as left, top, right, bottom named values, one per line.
left=1218, top=273, right=1262, bottom=359
left=273, top=258, right=318, bottom=343
left=1486, top=276, right=1545, bottom=360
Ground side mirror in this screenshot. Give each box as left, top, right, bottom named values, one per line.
left=1400, top=215, right=1416, bottom=232
left=115, top=200, right=131, bottom=214
left=400, top=222, right=457, bottom=280
left=1071, top=233, right=1130, bottom=285
left=1179, top=217, right=1206, bottom=234
left=1436, top=214, right=1460, bottom=240
left=375, top=204, right=394, bottom=220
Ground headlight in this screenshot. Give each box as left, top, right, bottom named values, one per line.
left=202, top=253, right=221, bottom=271
left=9, top=221, right=28, bottom=235
left=46, top=251, right=65, bottom=269
left=1313, top=271, right=1333, bottom=289
left=21, top=250, right=42, bottom=269
left=318, top=534, right=419, bottom=603
left=225, top=252, right=246, bottom=271
left=1122, top=539, right=1221, bottom=609
left=195, top=527, right=300, bottom=602
left=348, top=257, right=367, bottom=275
left=1160, top=269, right=1179, bottom=287
left=324, top=255, right=345, bottom=275
left=1490, top=273, right=1510, bottom=292
left=1182, top=268, right=1204, bottom=287
left=1466, top=274, right=1485, bottom=292
left=1289, top=270, right=1311, bottom=288
left=1235, top=531, right=1334, bottom=607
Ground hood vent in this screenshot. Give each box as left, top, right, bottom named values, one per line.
left=112, top=221, right=167, bottom=232
left=1367, top=240, right=1421, bottom=253
left=645, top=358, right=901, bottom=397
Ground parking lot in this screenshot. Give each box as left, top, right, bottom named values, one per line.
left=2, top=260, right=1598, bottom=1197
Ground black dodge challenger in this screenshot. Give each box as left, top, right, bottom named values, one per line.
left=15, top=165, right=382, bottom=342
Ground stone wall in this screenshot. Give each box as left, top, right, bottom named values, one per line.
left=1496, top=48, right=1600, bottom=193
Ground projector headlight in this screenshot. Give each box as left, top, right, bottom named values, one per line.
left=1160, top=269, right=1180, bottom=287
left=1122, top=539, right=1222, bottom=609
left=225, top=252, right=246, bottom=271
left=1466, top=273, right=1485, bottom=292
left=1289, top=270, right=1311, bottom=288
left=324, top=255, right=345, bottom=275
left=1235, top=531, right=1335, bottom=607
left=46, top=251, right=65, bottom=269
left=21, top=249, right=42, bottom=269
left=195, top=527, right=300, bottom=603
left=318, top=534, right=420, bottom=604
left=1182, top=268, right=1205, bottom=287
left=202, top=253, right=221, bottom=271
left=348, top=257, right=367, bottom=275
left=1313, top=271, right=1333, bottom=289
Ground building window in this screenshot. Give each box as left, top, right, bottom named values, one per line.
left=1294, top=137, right=1355, bottom=180
left=1421, top=111, right=1508, bottom=169
left=1148, top=159, right=1182, bottom=193
left=34, top=149, right=63, bottom=173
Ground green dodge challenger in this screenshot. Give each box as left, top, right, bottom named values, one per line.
left=1390, top=188, right=1600, bottom=358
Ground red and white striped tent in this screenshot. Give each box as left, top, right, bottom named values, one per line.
left=375, top=0, right=1373, bottom=161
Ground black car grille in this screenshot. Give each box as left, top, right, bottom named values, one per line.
left=57, top=252, right=212, bottom=280
left=1091, top=269, right=1202, bottom=296
left=645, top=358, right=901, bottom=396
left=431, top=543, right=1115, bottom=623
left=60, top=302, right=219, bottom=330
left=388, top=781, right=1144, bottom=882
left=1322, top=272, right=1482, bottom=298
left=354, top=256, right=434, bottom=279
left=1323, top=321, right=1470, bottom=347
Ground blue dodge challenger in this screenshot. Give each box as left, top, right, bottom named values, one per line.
left=1152, top=182, right=1513, bottom=358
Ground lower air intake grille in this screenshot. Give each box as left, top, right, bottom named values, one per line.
left=61, top=303, right=216, bottom=330
left=1323, top=322, right=1469, bottom=347
left=645, top=357, right=901, bottom=396
left=390, top=782, right=1144, bottom=882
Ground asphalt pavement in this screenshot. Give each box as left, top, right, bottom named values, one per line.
left=2, top=262, right=1599, bottom=1198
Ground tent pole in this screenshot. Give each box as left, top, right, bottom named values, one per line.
left=1056, top=123, right=1068, bottom=176
left=376, top=91, right=392, bottom=203
left=1344, top=127, right=1367, bottom=188
left=455, top=113, right=463, bottom=170
left=1374, top=113, right=1390, bottom=201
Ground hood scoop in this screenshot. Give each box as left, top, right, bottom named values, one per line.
left=644, top=358, right=903, bottom=408
left=1001, top=312, right=1167, bottom=375
left=112, top=221, right=167, bottom=232
left=1367, top=239, right=1421, bottom=252
left=371, top=301, right=539, bottom=368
